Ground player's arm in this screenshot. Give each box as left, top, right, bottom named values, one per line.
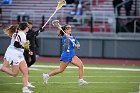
left=26, top=31, right=35, bottom=39
left=14, top=35, right=30, bottom=49
left=63, top=39, right=69, bottom=49
left=34, top=28, right=44, bottom=36
left=74, top=37, right=80, bottom=48
left=14, top=34, right=24, bottom=49
left=36, top=27, right=44, bottom=33
left=14, top=41, right=24, bottom=49
left=14, top=41, right=30, bottom=50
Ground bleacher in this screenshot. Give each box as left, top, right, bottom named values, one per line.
left=0, top=0, right=73, bottom=31
left=0, top=0, right=137, bottom=32
left=78, top=0, right=136, bottom=32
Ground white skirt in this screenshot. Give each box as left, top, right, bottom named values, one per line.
left=4, top=47, right=24, bottom=65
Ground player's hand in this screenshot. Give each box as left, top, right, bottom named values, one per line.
left=75, top=43, right=80, bottom=48
left=29, top=51, right=33, bottom=55
left=75, top=42, right=80, bottom=48
left=39, top=27, right=44, bottom=32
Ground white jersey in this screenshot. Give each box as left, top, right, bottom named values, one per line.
left=4, top=31, right=27, bottom=65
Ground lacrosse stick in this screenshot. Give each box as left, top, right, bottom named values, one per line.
left=42, top=0, right=66, bottom=29
left=52, top=20, right=77, bottom=46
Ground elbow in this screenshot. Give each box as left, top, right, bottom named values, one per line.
left=14, top=41, right=22, bottom=48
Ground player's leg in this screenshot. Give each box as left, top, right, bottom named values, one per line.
left=28, top=51, right=36, bottom=67
left=19, top=60, right=33, bottom=93
left=71, top=56, right=88, bottom=85
left=1, top=59, right=19, bottom=77
left=71, top=56, right=83, bottom=79
left=23, top=50, right=30, bottom=67
left=19, top=60, right=28, bottom=87
left=49, top=61, right=69, bottom=76
left=43, top=61, right=69, bottom=84
left=0, top=59, right=9, bottom=70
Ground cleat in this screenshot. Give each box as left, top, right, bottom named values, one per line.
left=43, top=73, right=49, bottom=84
left=22, top=87, right=33, bottom=93
left=27, top=82, right=35, bottom=88
left=79, top=80, right=88, bottom=86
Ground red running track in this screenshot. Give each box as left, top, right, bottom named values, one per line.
left=36, top=56, right=140, bottom=66
left=0, top=55, right=140, bottom=66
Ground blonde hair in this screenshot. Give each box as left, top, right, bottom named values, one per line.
left=4, top=25, right=18, bottom=37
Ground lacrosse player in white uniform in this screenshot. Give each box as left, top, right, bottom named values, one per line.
left=0, top=23, right=33, bottom=93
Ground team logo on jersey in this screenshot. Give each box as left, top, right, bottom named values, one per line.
left=14, top=62, right=19, bottom=65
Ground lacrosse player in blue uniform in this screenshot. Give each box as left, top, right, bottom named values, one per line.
left=43, top=24, right=88, bottom=85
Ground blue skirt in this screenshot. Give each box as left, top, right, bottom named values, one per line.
left=60, top=50, right=76, bottom=63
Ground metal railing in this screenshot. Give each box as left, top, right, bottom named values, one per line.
left=116, top=16, right=140, bottom=33
left=115, top=0, right=131, bottom=16
left=114, top=0, right=140, bottom=33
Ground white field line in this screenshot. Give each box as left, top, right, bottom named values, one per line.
left=1, top=76, right=140, bottom=78
left=29, top=68, right=40, bottom=70
left=0, top=81, right=140, bottom=86
left=0, top=82, right=139, bottom=93
left=32, top=65, right=140, bottom=71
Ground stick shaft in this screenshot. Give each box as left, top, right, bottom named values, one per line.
left=42, top=10, right=57, bottom=29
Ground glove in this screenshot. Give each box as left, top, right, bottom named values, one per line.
left=38, top=27, right=44, bottom=32
left=23, top=40, right=30, bottom=50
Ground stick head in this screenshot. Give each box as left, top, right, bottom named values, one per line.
left=56, top=0, right=66, bottom=10
left=52, top=20, right=66, bottom=34
left=52, top=20, right=61, bottom=28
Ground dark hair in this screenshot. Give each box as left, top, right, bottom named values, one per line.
left=58, top=24, right=70, bottom=37
left=4, top=25, right=18, bottom=37
left=18, top=22, right=28, bottom=30
left=28, top=21, right=32, bottom=25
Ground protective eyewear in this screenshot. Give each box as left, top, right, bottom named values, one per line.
left=65, top=26, right=71, bottom=30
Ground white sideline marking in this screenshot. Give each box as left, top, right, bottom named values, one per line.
left=32, top=65, right=140, bottom=71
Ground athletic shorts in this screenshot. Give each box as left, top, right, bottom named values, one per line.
left=4, top=48, right=24, bottom=65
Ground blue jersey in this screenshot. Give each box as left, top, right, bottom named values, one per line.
left=60, top=34, right=79, bottom=62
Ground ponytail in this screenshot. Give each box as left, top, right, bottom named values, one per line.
left=58, top=24, right=70, bottom=37
left=3, top=25, right=18, bottom=37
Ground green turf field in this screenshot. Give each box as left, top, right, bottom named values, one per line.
left=0, top=61, right=140, bottom=93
